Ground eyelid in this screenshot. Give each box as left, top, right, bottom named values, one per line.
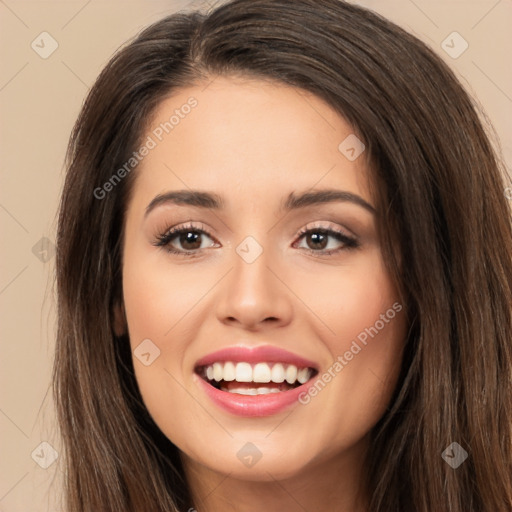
left=154, top=221, right=217, bottom=248
left=295, top=220, right=356, bottom=238
left=293, top=222, right=360, bottom=255
left=153, top=220, right=359, bottom=256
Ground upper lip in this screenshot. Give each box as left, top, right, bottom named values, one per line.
left=194, top=345, right=319, bottom=370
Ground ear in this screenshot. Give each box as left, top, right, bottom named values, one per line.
left=113, top=301, right=127, bottom=336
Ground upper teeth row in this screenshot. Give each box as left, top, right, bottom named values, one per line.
left=203, top=362, right=312, bottom=384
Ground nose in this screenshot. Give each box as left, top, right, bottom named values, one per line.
left=215, top=243, right=293, bottom=331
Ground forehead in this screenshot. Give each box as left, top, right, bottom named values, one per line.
left=130, top=76, right=372, bottom=210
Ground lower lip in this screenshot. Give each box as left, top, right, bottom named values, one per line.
left=196, top=376, right=313, bottom=417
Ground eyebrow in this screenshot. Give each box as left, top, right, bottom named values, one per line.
left=145, top=189, right=376, bottom=217
left=283, top=189, right=376, bottom=214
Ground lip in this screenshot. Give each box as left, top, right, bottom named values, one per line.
left=195, top=345, right=319, bottom=369
left=194, top=345, right=318, bottom=417
left=195, top=375, right=315, bottom=416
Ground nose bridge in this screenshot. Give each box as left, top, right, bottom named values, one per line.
left=231, top=235, right=276, bottom=307
left=215, top=233, right=293, bottom=328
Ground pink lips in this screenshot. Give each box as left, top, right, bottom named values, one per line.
left=194, top=345, right=318, bottom=417
left=195, top=345, right=318, bottom=369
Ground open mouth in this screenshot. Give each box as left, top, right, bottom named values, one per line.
left=196, top=361, right=318, bottom=395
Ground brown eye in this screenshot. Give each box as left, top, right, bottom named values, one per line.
left=304, top=231, right=329, bottom=250
left=294, top=228, right=359, bottom=255
left=154, top=224, right=217, bottom=255
left=175, top=230, right=203, bottom=251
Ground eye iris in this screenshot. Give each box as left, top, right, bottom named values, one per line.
left=307, top=231, right=328, bottom=250
left=180, top=231, right=201, bottom=250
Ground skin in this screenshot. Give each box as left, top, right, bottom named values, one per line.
left=119, top=76, right=407, bottom=512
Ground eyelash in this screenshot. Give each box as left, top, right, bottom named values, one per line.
left=153, top=222, right=360, bottom=257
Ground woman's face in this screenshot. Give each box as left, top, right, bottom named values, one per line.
left=121, top=76, right=406, bottom=482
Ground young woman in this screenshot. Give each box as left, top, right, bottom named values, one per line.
left=53, top=0, right=512, bottom=510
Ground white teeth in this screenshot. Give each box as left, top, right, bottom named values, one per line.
left=223, top=361, right=236, bottom=381
left=285, top=365, right=298, bottom=384
left=221, top=386, right=281, bottom=395
left=232, top=387, right=257, bottom=395
left=202, top=361, right=313, bottom=385
left=253, top=363, right=271, bottom=383
left=271, top=363, right=285, bottom=383
left=257, top=387, right=281, bottom=395
left=297, top=367, right=310, bottom=384
left=235, top=362, right=253, bottom=382
left=213, top=362, right=223, bottom=382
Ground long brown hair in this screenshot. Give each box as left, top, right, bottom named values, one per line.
left=53, top=0, right=512, bottom=510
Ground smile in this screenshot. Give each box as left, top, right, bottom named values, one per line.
left=194, top=346, right=319, bottom=416
left=198, top=361, right=316, bottom=395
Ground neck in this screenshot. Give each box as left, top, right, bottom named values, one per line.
left=182, top=436, right=370, bottom=512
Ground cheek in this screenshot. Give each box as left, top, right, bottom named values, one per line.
left=294, top=249, right=401, bottom=348
left=294, top=251, right=405, bottom=436
left=122, top=245, right=208, bottom=346
left=121, top=245, right=220, bottom=438
left=121, top=257, right=200, bottom=445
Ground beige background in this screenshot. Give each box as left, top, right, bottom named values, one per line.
left=1, top=0, right=511, bottom=510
